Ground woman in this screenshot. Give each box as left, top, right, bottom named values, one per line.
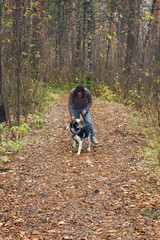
left=68, top=85, right=98, bottom=144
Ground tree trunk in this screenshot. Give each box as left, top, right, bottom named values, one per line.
left=15, top=0, right=22, bottom=124
left=71, top=1, right=76, bottom=73
left=75, top=0, right=82, bottom=71
left=153, top=0, right=159, bottom=55
left=124, top=0, right=136, bottom=97
left=82, top=0, right=87, bottom=73
left=105, top=0, right=113, bottom=73
left=32, top=0, right=41, bottom=81
left=87, top=0, right=93, bottom=86
left=141, top=0, right=157, bottom=67
left=0, top=1, right=6, bottom=123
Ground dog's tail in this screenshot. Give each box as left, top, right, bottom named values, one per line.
left=75, top=119, right=85, bottom=127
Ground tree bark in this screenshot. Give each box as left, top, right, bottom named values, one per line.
left=15, top=0, right=22, bottom=124
left=105, top=0, right=113, bottom=73
left=124, top=0, right=136, bottom=97
left=141, top=0, right=157, bottom=67
left=75, top=0, right=82, bottom=71
left=82, top=0, right=87, bottom=74
left=0, top=1, right=6, bottom=123
left=87, top=0, right=93, bottom=77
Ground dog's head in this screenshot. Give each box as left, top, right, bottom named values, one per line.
left=70, top=121, right=79, bottom=134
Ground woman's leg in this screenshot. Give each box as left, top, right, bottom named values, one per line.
left=82, top=109, right=95, bottom=139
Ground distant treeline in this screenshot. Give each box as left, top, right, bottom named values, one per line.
left=0, top=0, right=160, bottom=124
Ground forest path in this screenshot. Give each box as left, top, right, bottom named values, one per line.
left=0, top=94, right=159, bottom=240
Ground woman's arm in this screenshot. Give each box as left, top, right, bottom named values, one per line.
left=86, top=89, right=92, bottom=112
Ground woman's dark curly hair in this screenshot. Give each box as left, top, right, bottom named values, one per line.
left=73, top=85, right=85, bottom=98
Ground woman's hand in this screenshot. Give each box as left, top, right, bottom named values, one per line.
left=82, top=110, right=87, bottom=116
left=71, top=115, right=75, bottom=121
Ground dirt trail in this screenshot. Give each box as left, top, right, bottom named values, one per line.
left=0, top=94, right=159, bottom=240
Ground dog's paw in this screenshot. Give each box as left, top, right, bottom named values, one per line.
left=77, top=152, right=80, bottom=155
left=87, top=148, right=91, bottom=152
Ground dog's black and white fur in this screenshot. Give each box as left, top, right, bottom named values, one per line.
left=69, top=119, right=91, bottom=155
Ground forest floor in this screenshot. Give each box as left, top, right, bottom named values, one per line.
left=0, top=94, right=160, bottom=240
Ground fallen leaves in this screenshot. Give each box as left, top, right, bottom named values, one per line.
left=32, top=231, right=40, bottom=235
left=13, top=218, right=24, bottom=226
left=134, top=226, right=146, bottom=234
left=58, top=221, right=66, bottom=225
left=0, top=94, right=159, bottom=239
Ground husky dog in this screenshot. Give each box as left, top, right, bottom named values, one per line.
left=69, top=119, right=91, bottom=155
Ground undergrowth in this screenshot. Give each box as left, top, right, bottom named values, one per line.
left=0, top=87, right=59, bottom=162
left=122, top=112, right=160, bottom=186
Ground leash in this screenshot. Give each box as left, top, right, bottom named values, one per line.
left=71, top=135, right=75, bottom=141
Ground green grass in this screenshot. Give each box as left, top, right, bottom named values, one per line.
left=49, top=88, right=68, bottom=94
left=134, top=208, right=159, bottom=219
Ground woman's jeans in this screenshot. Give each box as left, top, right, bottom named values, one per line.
left=72, top=106, right=95, bottom=139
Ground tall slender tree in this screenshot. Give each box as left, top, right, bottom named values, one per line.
left=82, top=0, right=87, bottom=73
left=15, top=0, right=22, bottom=124
left=153, top=0, right=159, bottom=56
left=0, top=1, right=6, bottom=123
left=124, top=0, right=136, bottom=97
left=87, top=0, right=93, bottom=85
left=75, top=0, right=82, bottom=70
left=141, top=0, right=157, bottom=67
left=105, top=0, right=114, bottom=73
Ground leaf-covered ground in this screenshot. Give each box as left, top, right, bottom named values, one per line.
left=0, top=94, right=159, bottom=240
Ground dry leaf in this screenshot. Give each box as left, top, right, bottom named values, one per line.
left=13, top=218, right=24, bottom=225
left=58, top=221, right=66, bottom=225
left=32, top=231, right=39, bottom=235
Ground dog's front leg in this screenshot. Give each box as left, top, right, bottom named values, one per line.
left=77, top=140, right=82, bottom=155
left=73, top=140, right=76, bottom=148
left=88, top=136, right=91, bottom=152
